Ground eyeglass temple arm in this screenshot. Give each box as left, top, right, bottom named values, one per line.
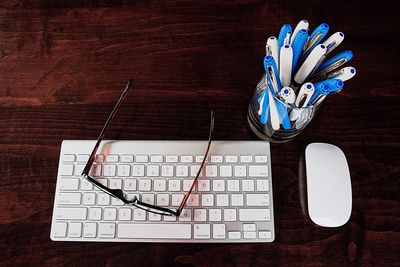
left=82, top=79, right=134, bottom=176
left=176, top=110, right=215, bottom=216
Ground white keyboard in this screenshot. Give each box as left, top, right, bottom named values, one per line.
left=50, top=140, right=275, bottom=243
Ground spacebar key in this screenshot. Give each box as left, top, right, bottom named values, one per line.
left=118, top=224, right=192, bottom=239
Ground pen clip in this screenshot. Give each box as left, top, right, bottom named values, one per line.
left=306, top=32, right=323, bottom=51
left=265, top=44, right=272, bottom=56
left=267, top=66, right=279, bottom=94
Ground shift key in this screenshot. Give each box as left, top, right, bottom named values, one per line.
left=55, top=208, right=87, bottom=220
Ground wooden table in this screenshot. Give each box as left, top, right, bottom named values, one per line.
left=1, top=1, right=399, bottom=266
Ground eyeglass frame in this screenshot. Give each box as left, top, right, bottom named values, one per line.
left=81, top=80, right=214, bottom=216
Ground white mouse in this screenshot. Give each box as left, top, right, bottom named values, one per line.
left=305, top=143, right=352, bottom=227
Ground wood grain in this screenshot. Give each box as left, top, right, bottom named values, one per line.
left=1, top=0, right=399, bottom=266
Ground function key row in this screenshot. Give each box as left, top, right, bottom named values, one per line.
left=62, top=154, right=268, bottom=164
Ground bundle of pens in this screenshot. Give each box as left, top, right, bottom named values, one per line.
left=257, top=20, right=356, bottom=131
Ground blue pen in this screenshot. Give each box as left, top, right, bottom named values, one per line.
left=275, top=100, right=291, bottom=129
left=260, top=90, right=270, bottom=125
left=319, top=78, right=344, bottom=93
left=263, top=56, right=282, bottom=94
left=278, top=24, right=292, bottom=57
left=312, top=50, right=353, bottom=81
left=305, top=23, right=329, bottom=53
left=309, top=82, right=331, bottom=105
left=291, top=29, right=308, bottom=72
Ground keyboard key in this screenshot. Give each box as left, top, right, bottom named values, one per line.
left=57, top=192, right=81, bottom=205
left=132, top=165, right=145, bottom=176
left=201, top=194, right=214, bottom=206
left=77, top=154, right=90, bottom=162
left=242, top=180, right=255, bottom=191
left=231, top=194, right=244, bottom=206
left=147, top=165, right=159, bottom=177
left=244, top=232, right=257, bottom=239
left=133, top=209, right=146, bottom=221
left=219, top=166, right=232, bottom=177
left=111, top=198, right=124, bottom=206
left=109, top=179, right=122, bottom=189
left=224, top=209, right=237, bottom=221
left=121, top=155, right=134, bottom=163
left=259, top=231, right=272, bottom=239
left=190, top=165, right=202, bottom=177
left=176, top=165, right=189, bottom=177
left=213, top=224, right=226, bottom=239
left=142, top=194, right=155, bottom=205
left=74, top=165, right=84, bottom=176
left=98, top=193, right=110, bottom=206
left=161, top=165, right=174, bottom=177
left=179, top=209, right=192, bottom=222
left=194, top=224, right=210, bottom=239
left=117, top=165, right=130, bottom=177
left=124, top=179, right=137, bottom=191
left=95, top=179, right=108, bottom=190
left=168, top=180, right=181, bottom=192
left=212, top=180, right=225, bottom=192
left=90, top=164, right=102, bottom=177
left=138, top=179, right=151, bottom=191
left=150, top=155, right=163, bottom=163
left=153, top=179, right=166, bottom=191
left=88, top=207, right=102, bottom=221
left=195, top=156, right=207, bottom=163
left=187, top=194, right=199, bottom=207
left=205, top=165, right=217, bottom=177
left=82, top=192, right=96, bottom=205
left=183, top=180, right=195, bottom=191
left=234, top=165, right=247, bottom=177
left=216, top=194, right=229, bottom=206
left=60, top=165, right=74, bottom=176
left=181, top=155, right=193, bottom=163
left=239, top=209, right=271, bottom=221
left=52, top=222, right=67, bottom=237
left=95, top=154, right=104, bottom=163
left=210, top=156, right=223, bottom=163
left=171, top=194, right=184, bottom=206
left=103, top=165, right=116, bottom=176
left=135, top=155, right=148, bottom=163
left=243, top=224, right=256, bottom=231
left=255, top=155, right=268, bottom=163
left=63, top=154, right=75, bottom=162
left=99, top=223, right=115, bottom=238
left=197, top=179, right=210, bottom=192
left=118, top=224, right=191, bottom=239
left=148, top=212, right=162, bottom=221
left=257, top=180, right=269, bottom=192
left=106, top=155, right=119, bottom=163
left=165, top=155, right=178, bottom=163
left=104, top=208, right=117, bottom=220
left=81, top=180, right=93, bottom=191
left=83, top=222, right=97, bottom=238
left=246, top=194, right=269, bottom=206
left=55, top=208, right=87, bottom=220
left=194, top=209, right=207, bottom=221
left=209, top=209, right=222, bottom=221
left=68, top=222, right=82, bottom=237
left=249, top=165, right=268, bottom=177
left=240, top=155, right=252, bottom=163
left=118, top=208, right=132, bottom=221
left=227, top=180, right=239, bottom=192
left=228, top=231, right=241, bottom=239
left=164, top=215, right=176, bottom=222
left=156, top=194, right=169, bottom=206
left=59, top=179, right=79, bottom=191
left=225, top=155, right=238, bottom=163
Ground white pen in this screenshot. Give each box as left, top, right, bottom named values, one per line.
left=266, top=36, right=279, bottom=68
left=279, top=86, right=296, bottom=104
left=293, top=44, right=327, bottom=87
left=279, top=44, right=293, bottom=87
left=326, top=66, right=356, bottom=82
left=290, top=20, right=309, bottom=45
left=290, top=83, right=314, bottom=121
left=321, top=32, right=344, bottom=55
left=268, top=88, right=280, bottom=130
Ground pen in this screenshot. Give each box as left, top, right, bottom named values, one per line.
left=304, top=23, right=329, bottom=53
left=264, top=56, right=282, bottom=94
left=290, top=20, right=309, bottom=45
left=266, top=36, right=279, bottom=68
left=322, top=78, right=344, bottom=94
left=309, top=81, right=331, bottom=105
left=291, top=29, right=308, bottom=72
left=267, top=87, right=281, bottom=130
left=279, top=44, right=293, bottom=87
left=312, top=50, right=353, bottom=80
left=280, top=86, right=296, bottom=104
left=290, top=83, right=314, bottom=121
left=325, top=66, right=356, bottom=82
left=275, top=99, right=291, bottom=130
left=278, top=24, right=292, bottom=64
left=321, top=32, right=344, bottom=55
left=260, top=90, right=270, bottom=125
left=293, top=44, right=327, bottom=88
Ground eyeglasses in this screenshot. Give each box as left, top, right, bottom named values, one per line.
left=81, top=80, right=214, bottom=216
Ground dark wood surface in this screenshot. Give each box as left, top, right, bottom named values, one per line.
left=1, top=0, right=399, bottom=266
